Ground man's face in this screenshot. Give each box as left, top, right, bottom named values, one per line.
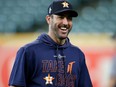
left=48, top=13, right=73, bottom=40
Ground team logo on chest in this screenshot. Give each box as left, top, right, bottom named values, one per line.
left=43, top=73, right=55, bottom=85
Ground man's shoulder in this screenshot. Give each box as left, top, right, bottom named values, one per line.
left=70, top=44, right=85, bottom=54
left=19, top=39, right=43, bottom=51
left=70, top=44, right=82, bottom=51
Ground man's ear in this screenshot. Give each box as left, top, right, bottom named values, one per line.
left=46, top=15, right=51, bottom=24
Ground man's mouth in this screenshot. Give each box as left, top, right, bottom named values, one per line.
left=60, top=27, right=68, bottom=33
left=60, top=27, right=67, bottom=30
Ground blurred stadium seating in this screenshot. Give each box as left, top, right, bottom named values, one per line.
left=0, top=0, right=115, bottom=33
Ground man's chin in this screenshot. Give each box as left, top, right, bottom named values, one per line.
left=59, top=36, right=68, bottom=40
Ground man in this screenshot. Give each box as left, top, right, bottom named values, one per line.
left=9, top=0, right=92, bottom=87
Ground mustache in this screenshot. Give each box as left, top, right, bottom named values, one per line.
left=58, top=24, right=70, bottom=29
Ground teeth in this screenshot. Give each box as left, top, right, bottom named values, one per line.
left=61, top=27, right=66, bottom=30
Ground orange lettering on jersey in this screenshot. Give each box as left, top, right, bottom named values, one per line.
left=67, top=61, right=75, bottom=74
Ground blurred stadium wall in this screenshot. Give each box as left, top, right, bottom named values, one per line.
left=0, top=0, right=116, bottom=87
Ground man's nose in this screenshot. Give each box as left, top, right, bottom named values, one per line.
left=62, top=18, right=68, bottom=25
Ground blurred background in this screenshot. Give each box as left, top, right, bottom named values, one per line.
left=0, top=0, right=116, bottom=87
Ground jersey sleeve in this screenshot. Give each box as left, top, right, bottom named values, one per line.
left=78, top=53, right=93, bottom=87
left=9, top=47, right=27, bottom=87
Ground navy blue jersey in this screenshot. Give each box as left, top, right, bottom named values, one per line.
left=9, top=33, right=92, bottom=87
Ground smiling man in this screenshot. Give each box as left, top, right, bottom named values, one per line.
left=9, top=0, right=92, bottom=87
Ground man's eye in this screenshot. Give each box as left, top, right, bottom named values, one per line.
left=67, top=17, right=72, bottom=20
left=58, top=16, right=72, bottom=20
left=59, top=16, right=64, bottom=19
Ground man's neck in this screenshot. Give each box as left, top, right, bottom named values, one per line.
left=48, top=33, right=66, bottom=45
left=54, top=37, right=66, bottom=45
